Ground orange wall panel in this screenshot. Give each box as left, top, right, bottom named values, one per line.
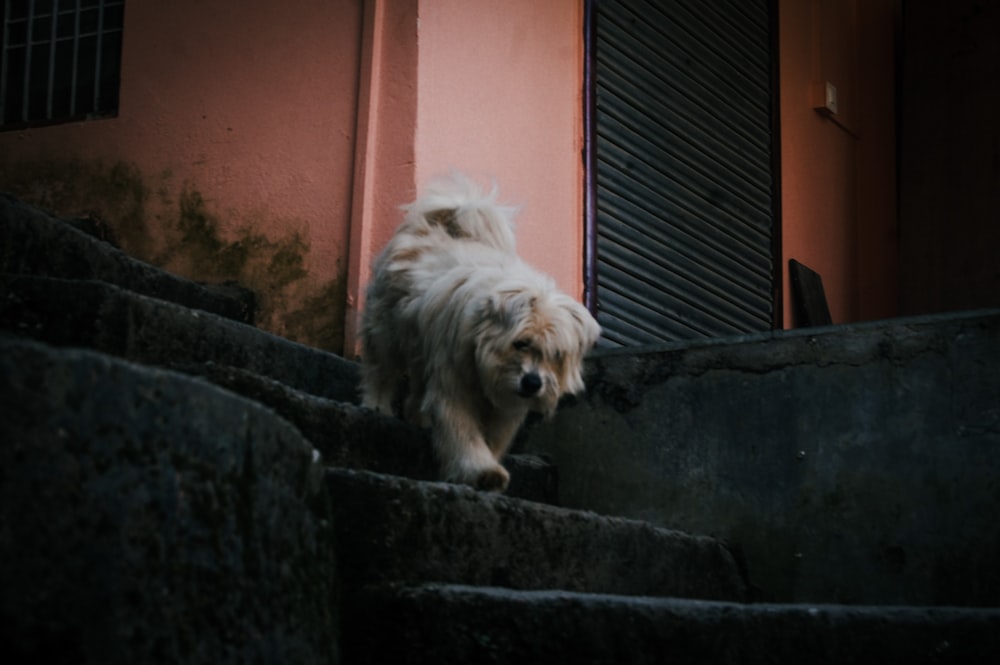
left=779, top=0, right=897, bottom=328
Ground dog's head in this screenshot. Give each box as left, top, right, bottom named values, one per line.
left=472, top=283, right=601, bottom=416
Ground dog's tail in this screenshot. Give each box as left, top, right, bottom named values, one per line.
left=404, top=171, right=518, bottom=252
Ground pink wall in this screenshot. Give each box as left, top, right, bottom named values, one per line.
left=413, top=0, right=586, bottom=301
left=116, top=0, right=361, bottom=276
left=5, top=0, right=362, bottom=275
left=1, top=0, right=586, bottom=354
left=1, top=1, right=901, bottom=351
left=0, top=0, right=363, bottom=349
left=344, top=0, right=419, bottom=354
left=779, top=0, right=897, bottom=327
left=342, top=0, right=586, bottom=354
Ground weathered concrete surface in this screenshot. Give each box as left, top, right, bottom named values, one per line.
left=0, top=337, right=336, bottom=664
left=0, top=193, right=255, bottom=323
left=0, top=274, right=358, bottom=402
left=326, top=468, right=748, bottom=601
left=345, top=583, right=1000, bottom=665
left=175, top=361, right=558, bottom=502
left=523, top=310, right=1000, bottom=606
left=1, top=273, right=553, bottom=500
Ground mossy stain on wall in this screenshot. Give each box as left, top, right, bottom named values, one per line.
left=1, top=159, right=346, bottom=353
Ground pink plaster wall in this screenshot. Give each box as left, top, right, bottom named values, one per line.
left=3, top=1, right=901, bottom=349
left=779, top=0, right=897, bottom=327
left=1, top=0, right=586, bottom=353
left=0, top=0, right=362, bottom=285
left=412, top=0, right=586, bottom=301
left=344, top=0, right=419, bottom=354
left=780, top=0, right=859, bottom=326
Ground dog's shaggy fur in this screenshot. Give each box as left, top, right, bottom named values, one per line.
left=359, top=173, right=600, bottom=491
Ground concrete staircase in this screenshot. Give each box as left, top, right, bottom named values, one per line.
left=2, top=194, right=999, bottom=663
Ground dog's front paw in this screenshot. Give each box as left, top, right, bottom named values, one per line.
left=473, top=465, right=510, bottom=492
left=446, top=459, right=510, bottom=493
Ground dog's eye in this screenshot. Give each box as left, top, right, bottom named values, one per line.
left=512, top=339, right=532, bottom=352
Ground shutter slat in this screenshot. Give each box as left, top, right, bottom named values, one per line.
left=595, top=0, right=774, bottom=348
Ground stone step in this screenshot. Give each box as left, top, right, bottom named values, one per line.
left=325, top=468, right=749, bottom=602
left=0, top=193, right=254, bottom=323
left=344, top=583, right=1000, bottom=665
left=524, top=308, right=1000, bottom=606
left=0, top=336, right=336, bottom=663
left=180, top=361, right=558, bottom=502
left=1, top=335, right=749, bottom=662
left=0, top=276, right=556, bottom=499
left=0, top=273, right=358, bottom=402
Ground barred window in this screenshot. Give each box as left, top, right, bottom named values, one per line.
left=1, top=0, right=125, bottom=130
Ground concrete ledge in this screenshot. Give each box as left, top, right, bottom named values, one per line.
left=524, top=310, right=1000, bottom=606
left=0, top=274, right=358, bottom=402
left=0, top=194, right=255, bottom=323
left=326, top=468, right=749, bottom=601
left=0, top=337, right=336, bottom=664
left=345, top=583, right=1000, bottom=665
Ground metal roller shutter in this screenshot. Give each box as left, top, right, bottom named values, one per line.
left=592, top=0, right=776, bottom=347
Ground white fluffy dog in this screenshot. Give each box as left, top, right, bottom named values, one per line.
left=359, top=173, right=601, bottom=491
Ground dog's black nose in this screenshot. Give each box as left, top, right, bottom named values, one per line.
left=519, top=372, right=542, bottom=397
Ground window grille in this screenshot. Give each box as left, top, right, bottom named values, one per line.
left=1, top=0, right=125, bottom=130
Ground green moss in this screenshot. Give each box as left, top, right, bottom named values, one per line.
left=177, top=189, right=225, bottom=255
left=0, top=158, right=347, bottom=353
left=1, top=158, right=155, bottom=258
left=267, top=237, right=310, bottom=289
left=282, top=276, right=348, bottom=353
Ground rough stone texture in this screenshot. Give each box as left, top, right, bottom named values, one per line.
left=0, top=337, right=337, bottom=664
left=325, top=468, right=749, bottom=602
left=179, top=362, right=559, bottom=502
left=0, top=193, right=255, bottom=323
left=0, top=271, right=557, bottom=501
left=345, top=584, right=1000, bottom=665
left=0, top=274, right=359, bottom=402
left=523, top=310, right=1000, bottom=606
left=8, top=192, right=999, bottom=661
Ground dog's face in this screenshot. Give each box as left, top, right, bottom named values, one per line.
left=473, top=287, right=600, bottom=416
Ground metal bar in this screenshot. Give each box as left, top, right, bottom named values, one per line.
left=92, top=0, right=105, bottom=112
left=46, top=0, right=60, bottom=119
left=2, top=0, right=124, bottom=127
left=767, top=0, right=784, bottom=330
left=582, top=0, right=599, bottom=315
left=21, top=0, right=36, bottom=122
left=70, top=0, right=80, bottom=116
left=0, top=0, right=10, bottom=124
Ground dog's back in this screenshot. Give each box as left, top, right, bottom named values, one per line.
left=398, top=171, right=518, bottom=253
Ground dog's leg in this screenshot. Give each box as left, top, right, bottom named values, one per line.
left=359, top=327, right=411, bottom=416
left=359, top=362, right=399, bottom=415
left=483, top=406, right=531, bottom=461
left=359, top=370, right=391, bottom=413
left=403, top=359, right=431, bottom=428
left=431, top=399, right=510, bottom=492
